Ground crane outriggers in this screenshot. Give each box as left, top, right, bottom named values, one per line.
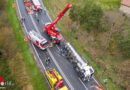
left=44, top=4, right=72, bottom=44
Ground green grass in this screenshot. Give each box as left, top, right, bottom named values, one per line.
left=7, top=0, right=49, bottom=90
left=99, top=0, right=121, bottom=10
left=71, top=39, right=124, bottom=90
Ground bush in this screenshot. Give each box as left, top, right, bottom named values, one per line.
left=81, top=3, right=103, bottom=31
left=69, top=5, right=81, bottom=22
left=119, top=36, right=130, bottom=58
left=69, top=1, right=103, bottom=32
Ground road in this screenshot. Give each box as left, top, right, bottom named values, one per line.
left=16, top=0, right=99, bottom=90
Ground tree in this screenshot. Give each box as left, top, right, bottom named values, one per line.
left=69, top=5, right=81, bottom=22
left=79, top=2, right=103, bottom=31
left=69, top=1, right=103, bottom=32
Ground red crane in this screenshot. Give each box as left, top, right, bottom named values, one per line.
left=44, top=4, right=72, bottom=44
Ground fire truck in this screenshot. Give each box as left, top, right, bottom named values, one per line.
left=28, top=30, right=49, bottom=50
left=44, top=4, right=72, bottom=44
left=24, top=0, right=34, bottom=14
left=31, top=0, right=42, bottom=13
left=63, top=42, right=94, bottom=81
left=45, top=68, right=68, bottom=90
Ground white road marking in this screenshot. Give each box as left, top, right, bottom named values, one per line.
left=47, top=48, right=74, bottom=90
left=41, top=20, right=44, bottom=25
left=79, top=78, right=88, bottom=90
left=30, top=15, right=41, bottom=34
left=39, top=0, right=52, bottom=22
left=56, top=45, right=61, bottom=51
left=92, top=76, right=100, bottom=86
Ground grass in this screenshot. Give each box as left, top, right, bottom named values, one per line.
left=0, top=59, right=22, bottom=90
left=42, top=0, right=125, bottom=90
left=71, top=37, right=124, bottom=90
left=7, top=0, right=49, bottom=90
left=99, top=0, right=121, bottom=10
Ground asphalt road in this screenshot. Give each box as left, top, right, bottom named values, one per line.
left=16, top=0, right=99, bottom=90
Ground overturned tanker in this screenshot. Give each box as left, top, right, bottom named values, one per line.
left=62, top=42, right=94, bottom=81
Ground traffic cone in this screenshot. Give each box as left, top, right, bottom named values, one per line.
left=24, top=38, right=28, bottom=42
left=12, top=4, right=15, bottom=8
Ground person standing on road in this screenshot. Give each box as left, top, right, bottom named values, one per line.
left=45, top=51, right=51, bottom=66
left=35, top=12, right=39, bottom=23
left=45, top=57, right=51, bottom=66
left=37, top=18, right=39, bottom=23
left=20, top=16, right=25, bottom=26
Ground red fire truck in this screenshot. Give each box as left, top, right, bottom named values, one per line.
left=28, top=30, right=49, bottom=50
left=24, top=0, right=34, bottom=14
left=44, top=4, right=72, bottom=44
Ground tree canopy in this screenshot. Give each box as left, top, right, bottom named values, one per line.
left=69, top=1, right=103, bottom=31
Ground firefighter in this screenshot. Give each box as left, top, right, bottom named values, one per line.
left=60, top=45, right=67, bottom=55
left=37, top=18, right=39, bottom=23
left=45, top=57, right=50, bottom=66
left=60, top=46, right=66, bottom=56
left=35, top=12, right=38, bottom=18
left=36, top=12, right=39, bottom=23
left=35, top=12, right=39, bottom=23
left=20, top=16, right=25, bottom=26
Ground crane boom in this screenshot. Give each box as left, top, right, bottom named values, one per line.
left=44, top=4, right=72, bottom=44
left=47, top=4, right=72, bottom=30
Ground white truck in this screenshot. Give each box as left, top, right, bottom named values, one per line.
left=64, top=42, right=94, bottom=81
left=28, top=31, right=49, bottom=50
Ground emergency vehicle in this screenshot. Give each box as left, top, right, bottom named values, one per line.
left=28, top=30, right=49, bottom=50
left=24, top=0, right=34, bottom=14
left=44, top=4, right=72, bottom=44
left=32, top=0, right=42, bottom=13
left=45, top=68, right=68, bottom=90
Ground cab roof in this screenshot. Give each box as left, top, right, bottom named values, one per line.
left=29, top=31, right=47, bottom=42
left=32, top=0, right=40, bottom=6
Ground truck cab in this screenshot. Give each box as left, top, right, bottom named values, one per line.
left=28, top=30, right=48, bottom=50
left=45, top=68, right=68, bottom=90
left=74, top=61, right=94, bottom=81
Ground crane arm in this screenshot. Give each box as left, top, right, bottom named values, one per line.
left=48, top=4, right=72, bottom=29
